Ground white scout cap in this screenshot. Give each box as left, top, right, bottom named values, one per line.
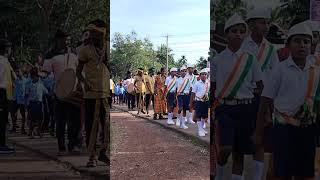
left=180, top=66, right=187, bottom=71
left=170, top=67, right=178, bottom=72
left=246, top=8, right=271, bottom=21
left=224, top=13, right=246, bottom=32
left=199, top=68, right=208, bottom=74
left=305, top=20, right=320, bottom=32
left=287, top=21, right=313, bottom=41
left=187, top=63, right=194, bottom=68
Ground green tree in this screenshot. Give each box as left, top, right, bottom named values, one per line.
left=196, top=56, right=208, bottom=70
left=155, top=44, right=175, bottom=68
left=176, top=55, right=188, bottom=68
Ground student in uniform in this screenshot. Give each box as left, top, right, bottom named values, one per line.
left=165, top=67, right=178, bottom=125
left=256, top=22, right=320, bottom=180
left=185, top=64, right=196, bottom=124
left=241, top=8, right=279, bottom=179
left=212, top=14, right=263, bottom=180
left=190, top=68, right=210, bottom=137
left=175, top=66, right=190, bottom=129
left=26, top=68, right=48, bottom=138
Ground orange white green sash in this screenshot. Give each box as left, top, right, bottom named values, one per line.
left=166, top=77, right=176, bottom=96
left=191, top=75, right=196, bottom=84
left=177, top=78, right=189, bottom=94
left=257, top=40, right=274, bottom=71
left=213, top=53, right=254, bottom=108
left=274, top=66, right=320, bottom=126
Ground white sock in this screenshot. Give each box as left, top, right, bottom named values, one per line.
left=201, top=119, right=205, bottom=128
left=186, top=111, right=190, bottom=121
left=215, top=165, right=224, bottom=180
left=252, top=160, right=264, bottom=180
left=168, top=113, right=173, bottom=120
left=231, top=174, right=243, bottom=180
left=189, top=112, right=193, bottom=121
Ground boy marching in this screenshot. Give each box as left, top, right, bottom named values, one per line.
left=190, top=68, right=210, bottom=137
left=185, top=64, right=197, bottom=124
left=256, top=22, right=320, bottom=180
left=175, top=66, right=191, bottom=129
left=165, top=68, right=178, bottom=125
left=241, top=8, right=280, bottom=179
left=212, top=14, right=263, bottom=180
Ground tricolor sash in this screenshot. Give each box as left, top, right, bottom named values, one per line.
left=274, top=66, right=320, bottom=126
left=257, top=40, right=274, bottom=71
left=166, top=77, right=176, bottom=96
left=213, top=53, right=254, bottom=108
left=177, top=78, right=190, bottom=94
left=191, top=75, right=196, bottom=84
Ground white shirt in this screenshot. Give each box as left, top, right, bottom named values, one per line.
left=124, top=78, right=134, bottom=86
left=165, top=76, right=177, bottom=93
left=241, top=35, right=279, bottom=79
left=212, top=48, right=263, bottom=99
left=0, top=55, right=9, bottom=89
left=42, top=53, right=78, bottom=81
left=176, top=76, right=191, bottom=94
left=262, top=56, right=320, bottom=116
left=186, top=73, right=197, bottom=91
left=192, top=79, right=210, bottom=100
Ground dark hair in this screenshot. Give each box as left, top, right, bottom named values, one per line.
left=0, top=39, right=11, bottom=55
left=30, top=68, right=39, bottom=77
left=160, top=67, right=166, bottom=72
left=88, top=19, right=107, bottom=28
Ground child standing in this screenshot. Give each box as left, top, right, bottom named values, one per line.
left=12, top=67, right=27, bottom=134
left=26, top=68, right=48, bottom=138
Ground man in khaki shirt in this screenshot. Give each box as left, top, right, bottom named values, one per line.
left=76, top=19, right=109, bottom=167
left=134, top=68, right=146, bottom=114
left=145, top=68, right=155, bottom=115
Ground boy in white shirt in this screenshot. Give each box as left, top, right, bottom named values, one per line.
left=212, top=14, right=263, bottom=180
left=190, top=68, right=210, bottom=137
left=256, top=22, right=320, bottom=180
left=165, top=68, right=177, bottom=125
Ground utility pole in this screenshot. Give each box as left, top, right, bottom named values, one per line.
left=166, top=34, right=169, bottom=73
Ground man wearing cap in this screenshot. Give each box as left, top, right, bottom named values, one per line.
left=43, top=29, right=81, bottom=155
left=134, top=68, right=146, bottom=114
left=0, top=39, right=16, bottom=154
left=212, top=13, right=263, bottom=180
left=76, top=19, right=110, bottom=167
left=165, top=67, right=178, bottom=125
left=175, top=66, right=190, bottom=129
left=241, top=8, right=280, bottom=179
left=190, top=68, right=210, bottom=137
left=145, top=68, right=155, bottom=115
left=256, top=22, right=320, bottom=180
left=185, top=64, right=196, bottom=124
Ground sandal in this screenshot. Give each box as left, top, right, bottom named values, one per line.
left=86, top=159, right=97, bottom=167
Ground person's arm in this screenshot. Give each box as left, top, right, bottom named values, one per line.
left=76, top=61, right=91, bottom=91
left=255, top=97, right=272, bottom=146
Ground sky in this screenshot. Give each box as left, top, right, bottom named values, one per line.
left=110, top=0, right=210, bottom=65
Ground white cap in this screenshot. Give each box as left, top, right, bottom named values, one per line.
left=199, top=68, right=208, bottom=74
left=170, top=67, right=178, bottom=72
left=246, top=8, right=271, bottom=21
left=180, top=66, right=187, bottom=71
left=224, top=13, right=246, bottom=32
left=287, top=21, right=313, bottom=41
left=305, top=20, right=320, bottom=32
left=187, top=63, right=194, bottom=68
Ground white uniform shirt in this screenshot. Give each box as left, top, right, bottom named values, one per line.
left=212, top=48, right=263, bottom=99
left=0, top=55, right=10, bottom=89
left=165, top=75, right=177, bottom=93
left=262, top=56, right=320, bottom=116
left=186, top=73, right=197, bottom=91
left=241, top=35, right=279, bottom=80
left=192, top=79, right=210, bottom=100
left=175, top=76, right=191, bottom=94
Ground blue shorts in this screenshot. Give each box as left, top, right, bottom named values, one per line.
left=177, top=94, right=190, bottom=111
left=195, top=101, right=209, bottom=119
left=29, top=101, right=43, bottom=122
left=166, top=93, right=176, bottom=108
left=273, top=124, right=317, bottom=178
left=215, top=104, right=255, bottom=154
